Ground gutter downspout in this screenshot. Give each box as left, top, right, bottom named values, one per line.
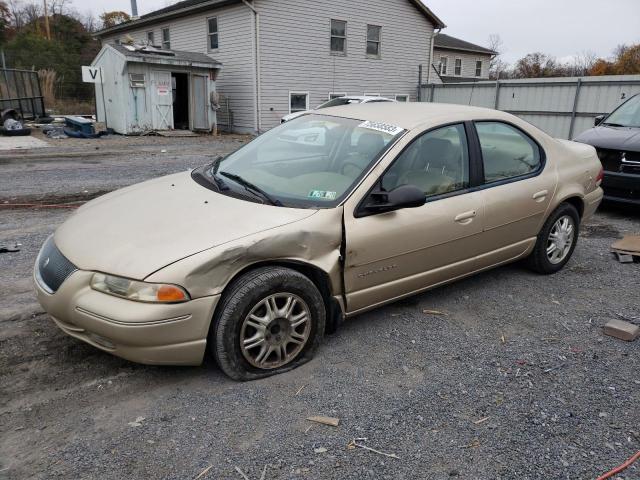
left=243, top=0, right=261, bottom=133
left=427, top=27, right=441, bottom=85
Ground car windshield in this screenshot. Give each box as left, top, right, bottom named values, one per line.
left=205, top=114, right=405, bottom=208
left=604, top=95, right=640, bottom=127
left=317, top=98, right=363, bottom=109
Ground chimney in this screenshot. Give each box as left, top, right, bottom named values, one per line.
left=130, top=0, right=139, bottom=19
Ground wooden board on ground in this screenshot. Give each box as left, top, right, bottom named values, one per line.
left=611, top=236, right=640, bottom=262
left=156, top=130, right=200, bottom=137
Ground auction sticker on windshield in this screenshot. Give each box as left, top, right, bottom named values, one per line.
left=358, top=120, right=404, bottom=136
left=309, top=190, right=337, bottom=200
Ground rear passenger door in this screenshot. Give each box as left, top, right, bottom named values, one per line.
left=474, top=121, right=557, bottom=263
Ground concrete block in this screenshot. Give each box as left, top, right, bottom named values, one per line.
left=603, top=319, right=640, bottom=342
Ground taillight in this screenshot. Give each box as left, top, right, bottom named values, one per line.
left=595, top=167, right=604, bottom=187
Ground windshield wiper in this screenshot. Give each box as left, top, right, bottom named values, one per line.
left=219, top=172, right=283, bottom=206
left=602, top=122, right=626, bottom=127
left=208, top=156, right=229, bottom=191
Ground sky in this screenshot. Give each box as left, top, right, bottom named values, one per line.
left=69, top=0, right=640, bottom=64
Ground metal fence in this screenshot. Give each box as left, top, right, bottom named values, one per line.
left=420, top=75, right=640, bottom=139
left=0, top=68, right=46, bottom=120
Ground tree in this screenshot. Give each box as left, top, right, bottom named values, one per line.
left=100, top=10, right=130, bottom=29
left=512, top=52, right=561, bottom=78
left=0, top=1, right=10, bottom=44
left=487, top=34, right=508, bottom=79
left=589, top=43, right=640, bottom=76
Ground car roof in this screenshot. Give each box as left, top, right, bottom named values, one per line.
left=340, top=96, right=393, bottom=102
left=318, top=102, right=523, bottom=130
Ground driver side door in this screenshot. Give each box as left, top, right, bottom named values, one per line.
left=343, top=123, right=486, bottom=314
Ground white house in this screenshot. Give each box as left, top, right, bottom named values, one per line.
left=432, top=33, right=497, bottom=83
left=95, top=0, right=446, bottom=133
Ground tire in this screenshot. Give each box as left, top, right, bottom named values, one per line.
left=527, top=202, right=580, bottom=274
left=210, top=267, right=326, bottom=381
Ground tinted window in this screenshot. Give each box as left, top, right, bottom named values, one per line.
left=382, top=124, right=469, bottom=197
left=476, top=122, right=541, bottom=183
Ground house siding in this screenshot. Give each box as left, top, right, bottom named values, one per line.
left=256, top=0, right=433, bottom=129
left=433, top=48, right=492, bottom=80
left=101, top=3, right=256, bottom=132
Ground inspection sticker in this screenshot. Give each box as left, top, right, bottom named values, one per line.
left=308, top=190, right=337, bottom=200
left=358, top=120, right=404, bottom=136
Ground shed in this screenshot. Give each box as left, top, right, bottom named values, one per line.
left=90, top=44, right=222, bottom=135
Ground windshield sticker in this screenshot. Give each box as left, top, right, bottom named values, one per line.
left=308, top=190, right=337, bottom=200
left=358, top=120, right=404, bottom=136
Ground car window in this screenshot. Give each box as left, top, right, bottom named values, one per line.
left=381, top=124, right=469, bottom=197
left=476, top=122, right=541, bottom=183
left=209, top=114, right=404, bottom=208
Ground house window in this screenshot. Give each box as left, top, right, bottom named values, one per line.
left=330, top=19, right=346, bottom=54
left=455, top=58, right=462, bottom=76
left=208, top=17, right=219, bottom=50
left=395, top=94, right=409, bottom=102
left=366, top=25, right=381, bottom=57
left=329, top=92, right=347, bottom=99
left=475, top=60, right=482, bottom=77
left=162, top=28, right=171, bottom=49
left=289, top=92, right=309, bottom=113
left=440, top=56, right=448, bottom=75
left=146, top=31, right=154, bottom=45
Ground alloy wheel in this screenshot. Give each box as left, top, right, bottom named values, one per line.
left=240, top=293, right=311, bottom=369
left=546, top=215, right=575, bottom=264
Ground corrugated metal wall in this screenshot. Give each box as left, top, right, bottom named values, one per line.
left=420, top=75, right=640, bottom=139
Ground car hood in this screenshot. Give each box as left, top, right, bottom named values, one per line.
left=574, top=126, right=640, bottom=151
left=54, top=171, right=317, bottom=280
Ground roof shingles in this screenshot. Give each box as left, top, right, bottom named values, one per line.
left=434, top=33, right=497, bottom=55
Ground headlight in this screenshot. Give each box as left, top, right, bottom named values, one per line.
left=90, top=273, right=190, bottom=303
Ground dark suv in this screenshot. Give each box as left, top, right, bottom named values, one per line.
left=574, top=93, right=640, bottom=205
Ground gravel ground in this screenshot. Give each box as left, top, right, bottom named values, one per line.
left=0, top=137, right=639, bottom=480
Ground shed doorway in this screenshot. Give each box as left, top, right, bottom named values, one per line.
left=172, top=73, right=190, bottom=130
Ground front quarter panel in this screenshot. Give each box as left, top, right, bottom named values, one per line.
left=145, top=207, right=345, bottom=300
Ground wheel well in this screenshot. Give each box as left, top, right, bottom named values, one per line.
left=222, top=261, right=343, bottom=334
left=562, top=196, right=584, bottom=218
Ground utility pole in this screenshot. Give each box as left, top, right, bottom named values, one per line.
left=43, top=0, right=51, bottom=40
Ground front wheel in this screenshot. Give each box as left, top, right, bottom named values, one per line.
left=210, top=267, right=326, bottom=381
left=527, top=203, right=580, bottom=274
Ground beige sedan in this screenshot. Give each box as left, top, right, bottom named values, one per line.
left=34, top=103, right=603, bottom=380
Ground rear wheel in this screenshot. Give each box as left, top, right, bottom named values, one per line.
left=210, top=267, right=325, bottom=381
left=527, top=203, right=580, bottom=274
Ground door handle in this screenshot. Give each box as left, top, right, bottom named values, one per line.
left=533, top=190, right=548, bottom=201
left=454, top=210, right=477, bottom=224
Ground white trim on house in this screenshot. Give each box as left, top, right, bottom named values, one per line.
left=329, top=92, right=347, bottom=99
left=440, top=55, right=448, bottom=75
left=454, top=57, right=462, bottom=76
left=330, top=18, right=347, bottom=56
left=206, top=16, right=219, bottom=51
left=475, top=60, right=482, bottom=77
left=289, top=91, right=309, bottom=113
left=364, top=92, right=380, bottom=97
left=366, top=24, right=382, bottom=59
left=161, top=26, right=171, bottom=49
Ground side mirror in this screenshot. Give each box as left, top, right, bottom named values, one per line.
left=362, top=184, right=426, bottom=215
left=594, top=115, right=605, bottom=126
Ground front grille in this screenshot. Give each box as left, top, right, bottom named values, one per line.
left=597, top=148, right=640, bottom=174
left=36, top=236, right=77, bottom=293
left=597, top=149, right=623, bottom=172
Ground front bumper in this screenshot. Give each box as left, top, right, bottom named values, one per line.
left=34, top=269, right=219, bottom=366
left=602, top=171, right=640, bottom=205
